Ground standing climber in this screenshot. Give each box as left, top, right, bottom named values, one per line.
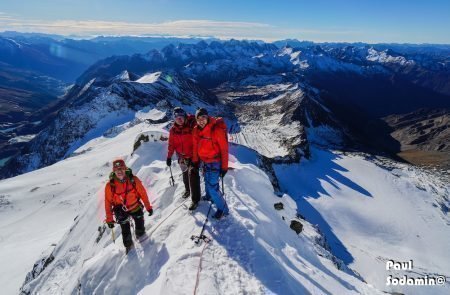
left=166, top=107, right=201, bottom=210
left=104, top=159, right=153, bottom=253
left=192, top=108, right=229, bottom=219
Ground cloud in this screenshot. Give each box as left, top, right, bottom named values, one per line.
left=0, top=12, right=360, bottom=41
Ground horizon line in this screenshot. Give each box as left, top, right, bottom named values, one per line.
left=1, top=13, right=449, bottom=44
left=1, top=30, right=450, bottom=46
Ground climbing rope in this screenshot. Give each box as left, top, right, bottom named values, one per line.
left=193, top=241, right=210, bottom=295
left=147, top=198, right=189, bottom=237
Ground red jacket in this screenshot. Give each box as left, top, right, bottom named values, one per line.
left=167, top=115, right=196, bottom=159
left=104, top=176, right=152, bottom=223
left=193, top=117, right=229, bottom=170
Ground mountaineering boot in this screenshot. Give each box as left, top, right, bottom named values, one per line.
left=182, top=190, right=190, bottom=199
left=135, top=228, right=145, bottom=239
left=188, top=202, right=198, bottom=211
left=212, top=209, right=225, bottom=220
left=125, top=242, right=135, bottom=254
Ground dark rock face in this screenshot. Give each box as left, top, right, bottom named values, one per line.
left=0, top=71, right=216, bottom=179
left=383, top=108, right=450, bottom=168
left=214, top=73, right=346, bottom=161
left=274, top=202, right=284, bottom=210
left=290, top=220, right=303, bottom=234
left=383, top=108, right=450, bottom=152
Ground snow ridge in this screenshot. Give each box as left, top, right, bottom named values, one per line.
left=17, top=123, right=380, bottom=295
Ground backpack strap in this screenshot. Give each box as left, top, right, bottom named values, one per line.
left=125, top=168, right=143, bottom=204
left=108, top=168, right=140, bottom=205
left=109, top=172, right=117, bottom=194
left=125, top=168, right=138, bottom=191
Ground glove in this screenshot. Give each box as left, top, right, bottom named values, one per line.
left=107, top=222, right=115, bottom=228
left=166, top=158, right=172, bottom=167
left=220, top=169, right=228, bottom=177
left=148, top=208, right=153, bottom=216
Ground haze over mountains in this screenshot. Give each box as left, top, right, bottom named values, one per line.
left=0, top=32, right=216, bottom=166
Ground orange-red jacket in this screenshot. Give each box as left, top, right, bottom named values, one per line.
left=104, top=176, right=152, bottom=223
left=167, top=115, right=196, bottom=159
left=192, top=117, right=229, bottom=170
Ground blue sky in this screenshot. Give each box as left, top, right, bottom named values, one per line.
left=0, top=0, right=449, bottom=43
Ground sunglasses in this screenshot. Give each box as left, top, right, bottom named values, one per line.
left=196, top=115, right=208, bottom=121
left=113, top=161, right=126, bottom=170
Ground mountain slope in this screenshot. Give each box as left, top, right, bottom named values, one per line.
left=73, top=41, right=450, bottom=163
left=4, top=40, right=449, bottom=177
left=0, top=71, right=216, bottom=179
left=1, top=106, right=448, bottom=294
left=0, top=61, right=68, bottom=166
left=274, top=148, right=449, bottom=295
left=383, top=108, right=450, bottom=168
left=10, top=109, right=379, bottom=295
left=215, top=73, right=346, bottom=160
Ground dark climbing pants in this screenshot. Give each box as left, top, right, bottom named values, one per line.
left=113, top=206, right=145, bottom=247
left=180, top=158, right=201, bottom=203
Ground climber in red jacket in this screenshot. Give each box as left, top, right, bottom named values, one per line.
left=167, top=107, right=201, bottom=210
left=192, top=108, right=229, bottom=219
left=104, top=159, right=153, bottom=252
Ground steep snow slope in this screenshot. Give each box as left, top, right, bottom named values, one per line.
left=0, top=119, right=148, bottom=294
left=1, top=108, right=381, bottom=295
left=274, top=148, right=450, bottom=295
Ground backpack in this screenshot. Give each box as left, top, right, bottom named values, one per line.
left=108, top=168, right=142, bottom=207
left=208, top=117, right=228, bottom=143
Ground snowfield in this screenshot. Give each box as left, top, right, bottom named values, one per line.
left=274, top=148, right=450, bottom=295
left=0, top=108, right=448, bottom=295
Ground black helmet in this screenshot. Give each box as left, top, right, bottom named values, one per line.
left=195, top=108, right=208, bottom=119
left=173, top=107, right=187, bottom=118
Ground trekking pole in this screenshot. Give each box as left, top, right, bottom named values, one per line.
left=221, top=176, right=225, bottom=195
left=169, top=166, right=175, bottom=186
left=191, top=203, right=212, bottom=245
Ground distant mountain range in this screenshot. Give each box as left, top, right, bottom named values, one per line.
left=0, top=32, right=218, bottom=165
left=0, top=35, right=449, bottom=177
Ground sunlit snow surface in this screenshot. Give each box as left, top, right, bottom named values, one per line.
left=0, top=108, right=448, bottom=295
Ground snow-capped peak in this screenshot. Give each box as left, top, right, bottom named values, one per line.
left=366, top=47, right=415, bottom=66
left=136, top=71, right=162, bottom=84
left=113, top=70, right=131, bottom=82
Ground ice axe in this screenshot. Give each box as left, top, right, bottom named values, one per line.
left=169, top=166, right=175, bottom=186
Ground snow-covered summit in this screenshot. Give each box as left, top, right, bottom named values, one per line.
left=135, top=72, right=162, bottom=84
left=112, top=70, right=132, bottom=82
left=366, top=47, right=415, bottom=66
